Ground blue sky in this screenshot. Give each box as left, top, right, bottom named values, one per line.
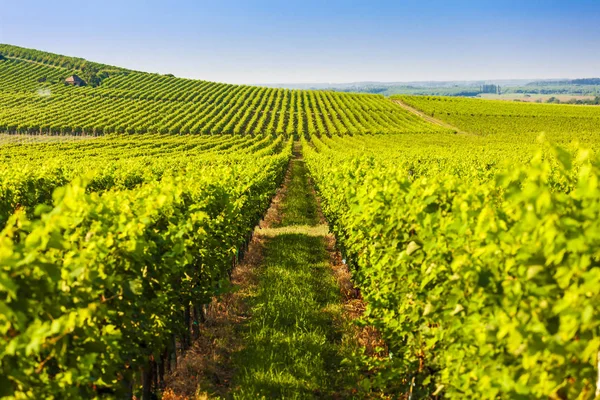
left=1, top=0, right=599, bottom=84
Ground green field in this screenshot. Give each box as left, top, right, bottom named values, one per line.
left=1, top=45, right=600, bottom=399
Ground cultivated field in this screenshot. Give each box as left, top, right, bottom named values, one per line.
left=1, top=44, right=600, bottom=399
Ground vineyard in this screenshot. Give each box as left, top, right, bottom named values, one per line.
left=395, top=95, right=600, bottom=143
left=1, top=44, right=600, bottom=399
left=0, top=133, right=292, bottom=398
left=0, top=44, right=438, bottom=136
left=303, top=133, right=600, bottom=398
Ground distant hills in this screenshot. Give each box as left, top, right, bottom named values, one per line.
left=260, top=78, right=600, bottom=97
left=526, top=78, right=600, bottom=86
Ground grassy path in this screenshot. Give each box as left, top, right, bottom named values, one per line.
left=392, top=98, right=467, bottom=134
left=230, top=144, right=356, bottom=399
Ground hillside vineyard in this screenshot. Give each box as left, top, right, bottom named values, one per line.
left=1, top=44, right=600, bottom=399
left=0, top=45, right=435, bottom=136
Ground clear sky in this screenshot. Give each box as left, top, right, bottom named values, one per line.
left=1, top=0, right=599, bottom=84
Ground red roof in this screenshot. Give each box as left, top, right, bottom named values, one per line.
left=65, top=75, right=84, bottom=83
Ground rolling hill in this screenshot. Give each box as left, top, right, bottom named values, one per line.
left=0, top=44, right=440, bottom=136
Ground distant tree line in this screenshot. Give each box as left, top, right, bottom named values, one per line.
left=545, top=96, right=600, bottom=105
left=571, top=78, right=600, bottom=85
left=527, top=78, right=600, bottom=87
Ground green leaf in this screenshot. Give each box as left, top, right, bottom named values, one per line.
left=526, top=265, right=544, bottom=280
left=406, top=241, right=421, bottom=256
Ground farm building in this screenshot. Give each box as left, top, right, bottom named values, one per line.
left=65, top=75, right=86, bottom=86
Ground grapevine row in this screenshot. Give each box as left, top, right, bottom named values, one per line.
left=0, top=54, right=442, bottom=135
left=0, top=133, right=292, bottom=398
left=302, top=133, right=600, bottom=399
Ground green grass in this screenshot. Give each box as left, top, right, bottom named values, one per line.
left=230, top=148, right=357, bottom=399
left=275, top=158, right=320, bottom=227
left=232, top=234, right=346, bottom=398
